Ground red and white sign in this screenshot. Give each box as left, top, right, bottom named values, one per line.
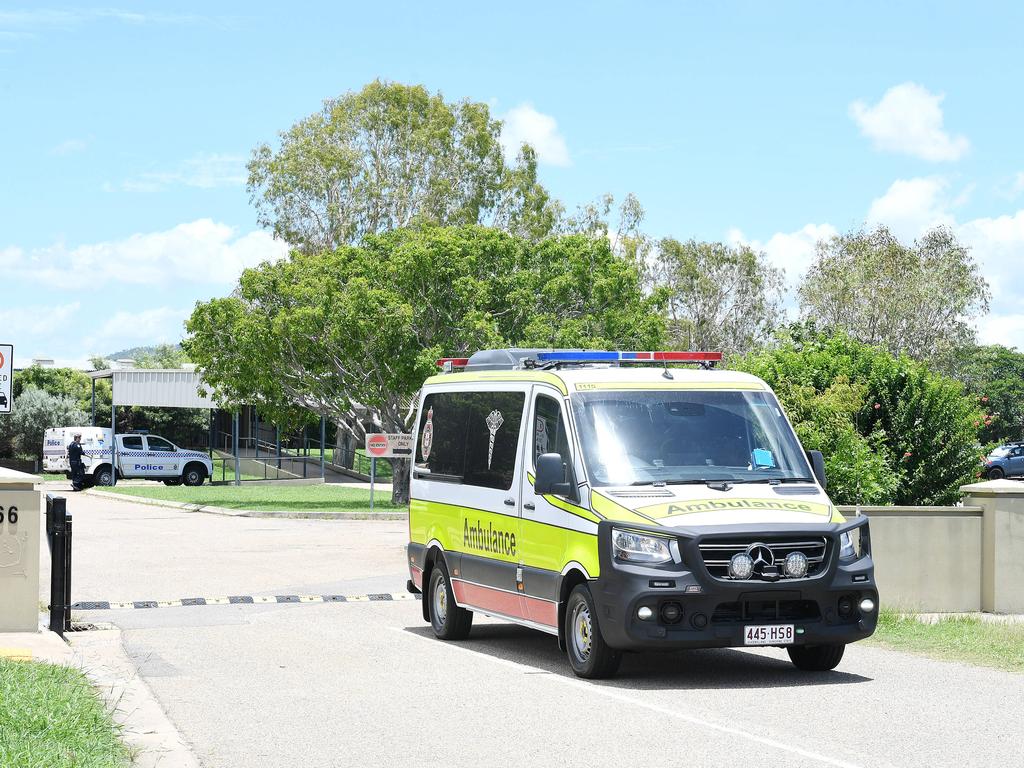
left=0, top=344, right=12, bottom=414
left=365, top=433, right=414, bottom=458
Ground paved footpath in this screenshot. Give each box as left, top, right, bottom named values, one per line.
left=42, top=486, right=1024, bottom=768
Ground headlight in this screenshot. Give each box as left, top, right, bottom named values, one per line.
left=612, top=529, right=672, bottom=565
left=839, top=529, right=867, bottom=561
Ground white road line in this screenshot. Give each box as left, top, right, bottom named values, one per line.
left=391, top=627, right=864, bottom=768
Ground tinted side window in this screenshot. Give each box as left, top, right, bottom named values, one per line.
left=122, top=436, right=144, bottom=450
left=416, top=391, right=524, bottom=490
left=533, top=395, right=570, bottom=467
left=147, top=437, right=175, bottom=452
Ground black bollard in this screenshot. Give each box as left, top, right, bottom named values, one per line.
left=44, top=495, right=71, bottom=637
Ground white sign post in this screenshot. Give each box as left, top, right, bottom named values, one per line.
left=0, top=344, right=12, bottom=414
left=364, top=433, right=413, bottom=512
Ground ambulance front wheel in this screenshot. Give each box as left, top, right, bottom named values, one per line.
left=787, top=643, right=845, bottom=671
left=428, top=561, right=473, bottom=640
left=565, top=584, right=622, bottom=679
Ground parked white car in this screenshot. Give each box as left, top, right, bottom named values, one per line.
left=43, top=427, right=213, bottom=486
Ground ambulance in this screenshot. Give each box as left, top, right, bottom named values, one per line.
left=43, top=427, right=213, bottom=487
left=406, top=350, right=877, bottom=679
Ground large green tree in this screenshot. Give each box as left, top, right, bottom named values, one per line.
left=4, top=388, right=87, bottom=460
left=650, top=239, right=784, bottom=356
left=737, top=329, right=983, bottom=505
left=957, top=344, right=1024, bottom=445
left=798, top=225, right=990, bottom=369
left=185, top=225, right=665, bottom=503
left=247, top=80, right=559, bottom=251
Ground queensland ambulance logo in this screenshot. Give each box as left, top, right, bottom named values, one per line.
left=485, top=409, right=504, bottom=469
left=420, top=407, right=434, bottom=461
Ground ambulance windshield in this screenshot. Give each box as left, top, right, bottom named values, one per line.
left=570, top=389, right=814, bottom=487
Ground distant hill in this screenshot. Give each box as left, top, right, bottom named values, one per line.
left=106, top=344, right=182, bottom=360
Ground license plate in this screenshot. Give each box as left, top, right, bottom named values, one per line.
left=743, top=624, right=795, bottom=645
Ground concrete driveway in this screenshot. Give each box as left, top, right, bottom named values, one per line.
left=42, top=486, right=1024, bottom=768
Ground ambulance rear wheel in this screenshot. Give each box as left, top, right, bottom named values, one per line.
left=787, top=643, right=845, bottom=671
left=428, top=561, right=473, bottom=640
left=565, top=584, right=621, bottom=679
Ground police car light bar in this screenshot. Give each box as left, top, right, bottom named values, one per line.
left=535, top=351, right=723, bottom=364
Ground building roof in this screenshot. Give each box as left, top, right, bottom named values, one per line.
left=89, top=368, right=216, bottom=409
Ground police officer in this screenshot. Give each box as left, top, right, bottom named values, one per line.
left=68, top=432, right=85, bottom=491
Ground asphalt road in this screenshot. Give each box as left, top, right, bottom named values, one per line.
left=43, top=485, right=1024, bottom=768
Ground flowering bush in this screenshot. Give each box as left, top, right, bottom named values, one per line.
left=735, top=331, right=983, bottom=505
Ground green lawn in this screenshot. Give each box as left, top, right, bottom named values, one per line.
left=867, top=610, right=1024, bottom=673
left=0, top=659, right=131, bottom=768
left=102, top=482, right=405, bottom=513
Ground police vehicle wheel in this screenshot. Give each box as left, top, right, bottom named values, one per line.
left=182, top=466, right=206, bottom=486
left=787, top=643, right=845, bottom=671
left=163, top=478, right=183, bottom=486
left=428, top=561, right=473, bottom=640
left=565, top=584, right=621, bottom=679
left=94, top=468, right=113, bottom=486
left=988, top=466, right=1005, bottom=480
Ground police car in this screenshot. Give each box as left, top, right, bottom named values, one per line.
left=43, top=427, right=213, bottom=487
left=406, top=349, right=878, bottom=679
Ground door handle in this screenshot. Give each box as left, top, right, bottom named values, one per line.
left=523, top=502, right=536, bottom=510
left=504, top=498, right=516, bottom=506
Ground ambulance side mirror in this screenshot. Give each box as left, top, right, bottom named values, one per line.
left=807, top=449, right=827, bottom=490
left=535, top=453, right=573, bottom=497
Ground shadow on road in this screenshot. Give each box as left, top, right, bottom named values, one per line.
left=403, top=624, right=873, bottom=690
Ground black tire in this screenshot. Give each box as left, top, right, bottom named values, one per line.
left=787, top=643, right=845, bottom=671
left=163, top=478, right=183, bottom=486
left=988, top=466, right=1005, bottom=480
left=94, top=466, right=113, bottom=486
left=182, top=465, right=206, bottom=486
left=428, top=561, right=473, bottom=640
left=564, top=583, right=622, bottom=679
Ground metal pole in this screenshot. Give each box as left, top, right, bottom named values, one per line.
left=64, top=513, right=73, bottom=633
left=254, top=409, right=259, bottom=459
left=276, top=426, right=281, bottom=469
left=233, top=412, right=240, bottom=487
left=209, top=409, right=215, bottom=459
left=91, top=379, right=96, bottom=427
left=370, top=456, right=375, bottom=513
left=110, top=402, right=116, bottom=487
left=320, top=416, right=326, bottom=480
left=46, top=495, right=68, bottom=637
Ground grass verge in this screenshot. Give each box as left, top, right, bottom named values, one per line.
left=0, top=659, right=130, bottom=767
left=867, top=609, right=1024, bottom=673
left=101, top=482, right=405, bottom=513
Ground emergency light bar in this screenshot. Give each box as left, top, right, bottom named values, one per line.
left=435, top=357, right=470, bottom=372
left=535, top=351, right=723, bottom=364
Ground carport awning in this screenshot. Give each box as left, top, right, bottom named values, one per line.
left=90, top=369, right=216, bottom=408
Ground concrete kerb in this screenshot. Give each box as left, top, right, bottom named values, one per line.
left=84, top=487, right=408, bottom=520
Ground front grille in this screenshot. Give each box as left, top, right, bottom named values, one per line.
left=711, top=599, right=821, bottom=624
left=698, top=537, right=829, bottom=581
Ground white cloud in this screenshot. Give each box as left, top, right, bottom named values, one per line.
left=82, top=307, right=191, bottom=355
left=1, top=219, right=287, bottom=288
left=849, top=82, right=969, bottom=162
left=729, top=223, right=838, bottom=286
left=865, top=177, right=956, bottom=240
left=51, top=138, right=87, bottom=156
left=119, top=153, right=247, bottom=192
left=500, top=103, right=570, bottom=167
left=0, top=302, right=80, bottom=337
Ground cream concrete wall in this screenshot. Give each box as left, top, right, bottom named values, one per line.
left=960, top=480, right=1024, bottom=614
left=840, top=505, right=984, bottom=612
left=0, top=467, right=41, bottom=632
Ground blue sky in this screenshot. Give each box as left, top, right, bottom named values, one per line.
left=2, top=1, right=1023, bottom=365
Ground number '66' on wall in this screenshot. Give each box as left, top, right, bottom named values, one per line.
left=0, top=506, right=19, bottom=524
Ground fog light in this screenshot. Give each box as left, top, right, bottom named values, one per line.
left=729, top=553, right=754, bottom=580
left=660, top=601, right=683, bottom=624
left=784, top=551, right=808, bottom=578
left=637, top=606, right=654, bottom=621
left=859, top=598, right=876, bottom=613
